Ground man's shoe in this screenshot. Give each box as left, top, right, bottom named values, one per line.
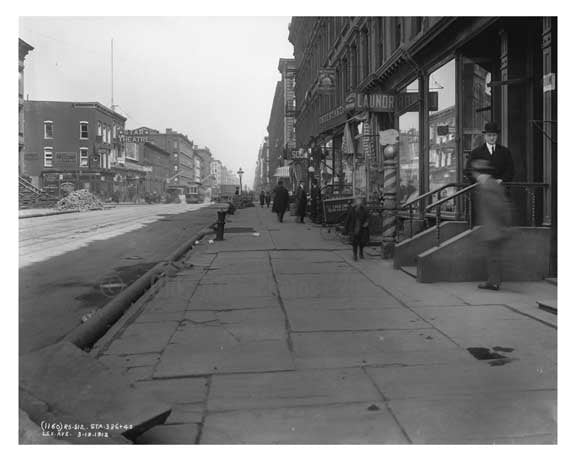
left=478, top=282, right=500, bottom=291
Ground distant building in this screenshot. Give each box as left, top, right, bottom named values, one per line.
left=19, top=39, right=34, bottom=176
left=123, top=141, right=171, bottom=198
left=142, top=128, right=201, bottom=201
left=194, top=146, right=213, bottom=201
left=23, top=100, right=126, bottom=197
left=267, top=58, right=296, bottom=190
left=210, top=159, right=222, bottom=198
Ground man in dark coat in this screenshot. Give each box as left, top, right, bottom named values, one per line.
left=272, top=180, right=290, bottom=222
left=344, top=197, right=370, bottom=261
left=470, top=159, right=512, bottom=291
left=295, top=181, right=307, bottom=223
left=259, top=190, right=265, bottom=208
left=465, top=122, right=514, bottom=183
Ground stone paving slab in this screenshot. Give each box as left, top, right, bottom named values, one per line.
left=269, top=250, right=344, bottom=262
left=20, top=342, right=171, bottom=441
left=271, top=260, right=357, bottom=275
left=98, top=353, right=160, bottom=369
left=134, top=311, right=186, bottom=323
left=105, top=321, right=179, bottom=355
left=193, top=282, right=277, bottom=299
left=200, top=402, right=408, bottom=444
left=154, top=339, right=294, bottom=377
left=287, top=307, right=429, bottom=332
left=133, top=378, right=208, bottom=404
left=207, top=368, right=380, bottom=411
left=388, top=390, right=556, bottom=444
left=142, top=300, right=189, bottom=314
left=292, top=330, right=465, bottom=369
left=277, top=274, right=384, bottom=299
left=165, top=403, right=205, bottom=424
left=206, top=262, right=272, bottom=275
left=187, top=295, right=280, bottom=311
left=173, top=309, right=286, bottom=343
left=282, top=296, right=402, bottom=311
left=412, top=306, right=557, bottom=362
left=366, top=361, right=557, bottom=400
left=136, top=423, right=200, bottom=444
left=213, top=251, right=270, bottom=263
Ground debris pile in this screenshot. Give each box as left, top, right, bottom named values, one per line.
left=56, top=189, right=104, bottom=211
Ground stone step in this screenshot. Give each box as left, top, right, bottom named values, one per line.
left=400, top=265, right=417, bottom=278
left=537, top=299, right=557, bottom=314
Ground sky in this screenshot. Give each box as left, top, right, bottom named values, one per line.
left=19, top=16, right=295, bottom=187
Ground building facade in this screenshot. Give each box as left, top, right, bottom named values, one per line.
left=194, top=146, right=214, bottom=201
left=289, top=16, right=557, bottom=272
left=19, top=39, right=34, bottom=176
left=23, top=100, right=127, bottom=197
left=142, top=128, right=201, bottom=200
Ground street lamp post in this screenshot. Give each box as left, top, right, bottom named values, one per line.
left=237, top=167, right=244, bottom=197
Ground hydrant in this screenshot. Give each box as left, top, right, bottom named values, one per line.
left=215, top=209, right=227, bottom=241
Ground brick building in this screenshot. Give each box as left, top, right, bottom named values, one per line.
left=289, top=16, right=557, bottom=275
left=22, top=100, right=126, bottom=198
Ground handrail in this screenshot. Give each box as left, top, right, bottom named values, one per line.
left=425, top=183, right=477, bottom=212
left=425, top=181, right=549, bottom=212
left=400, top=182, right=463, bottom=210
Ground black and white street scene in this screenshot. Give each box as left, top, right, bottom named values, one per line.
left=16, top=10, right=559, bottom=449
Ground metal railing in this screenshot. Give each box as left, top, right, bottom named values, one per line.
left=425, top=182, right=549, bottom=247
left=400, top=183, right=467, bottom=238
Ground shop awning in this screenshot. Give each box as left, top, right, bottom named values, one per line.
left=273, top=166, right=291, bottom=178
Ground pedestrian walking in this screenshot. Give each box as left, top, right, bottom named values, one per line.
left=295, top=181, right=307, bottom=223
left=259, top=190, right=265, bottom=208
left=344, top=197, right=370, bottom=261
left=265, top=191, right=271, bottom=208
left=470, top=159, right=512, bottom=291
left=272, top=180, right=290, bottom=222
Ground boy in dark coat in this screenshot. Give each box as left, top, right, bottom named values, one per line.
left=295, top=181, right=307, bottom=223
left=470, top=159, right=512, bottom=290
left=272, top=181, right=290, bottom=222
left=345, top=197, right=370, bottom=261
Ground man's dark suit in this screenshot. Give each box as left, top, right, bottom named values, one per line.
left=465, top=144, right=515, bottom=182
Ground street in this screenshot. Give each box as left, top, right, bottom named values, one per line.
left=19, top=203, right=215, bottom=354
left=92, top=206, right=557, bottom=444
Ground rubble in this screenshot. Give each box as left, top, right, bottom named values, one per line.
left=55, top=189, right=104, bottom=211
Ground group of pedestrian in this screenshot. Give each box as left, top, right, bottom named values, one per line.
left=259, top=121, right=513, bottom=287
left=258, top=190, right=271, bottom=208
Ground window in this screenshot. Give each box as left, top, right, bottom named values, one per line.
left=44, top=121, right=53, bottom=139
left=80, top=121, right=89, bottom=139
left=80, top=148, right=89, bottom=167
left=377, top=18, right=384, bottom=68
left=394, top=18, right=403, bottom=49
left=362, top=28, right=369, bottom=79
left=44, top=148, right=53, bottom=167
left=106, top=126, right=111, bottom=144
left=398, top=79, right=420, bottom=204
left=112, top=124, right=117, bottom=139
left=428, top=59, right=457, bottom=199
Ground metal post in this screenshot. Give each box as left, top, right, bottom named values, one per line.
left=436, top=206, right=441, bottom=247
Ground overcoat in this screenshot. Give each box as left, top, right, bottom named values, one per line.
left=465, top=144, right=514, bottom=182
left=295, top=187, right=307, bottom=217
left=344, top=205, right=370, bottom=245
left=474, top=176, right=512, bottom=242
left=272, top=185, right=290, bottom=213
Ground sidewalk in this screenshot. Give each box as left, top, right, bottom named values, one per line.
left=94, top=205, right=557, bottom=444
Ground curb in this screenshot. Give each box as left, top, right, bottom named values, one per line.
left=19, top=209, right=82, bottom=219
left=64, top=223, right=217, bottom=350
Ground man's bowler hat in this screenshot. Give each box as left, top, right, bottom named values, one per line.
left=482, top=122, right=500, bottom=134
left=470, top=159, right=495, bottom=173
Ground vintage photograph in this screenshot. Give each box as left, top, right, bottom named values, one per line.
left=17, top=13, right=557, bottom=446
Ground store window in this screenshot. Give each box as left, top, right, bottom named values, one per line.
left=398, top=79, right=420, bottom=204
left=80, top=148, right=89, bottom=167
left=428, top=59, right=457, bottom=198
left=462, top=57, right=494, bottom=163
